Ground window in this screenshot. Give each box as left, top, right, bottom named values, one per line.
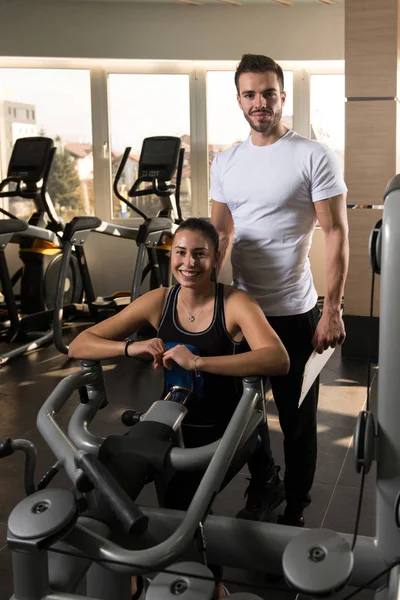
left=310, top=74, right=345, bottom=169
left=206, top=70, right=293, bottom=162
left=108, top=73, right=191, bottom=220
left=0, top=68, right=93, bottom=221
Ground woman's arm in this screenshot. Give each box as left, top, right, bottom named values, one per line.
left=68, top=287, right=167, bottom=362
left=163, top=290, right=289, bottom=377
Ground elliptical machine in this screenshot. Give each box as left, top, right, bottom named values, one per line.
left=53, top=136, right=185, bottom=355
left=112, top=135, right=185, bottom=292
left=0, top=137, right=101, bottom=365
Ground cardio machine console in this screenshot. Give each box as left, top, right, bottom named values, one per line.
left=139, top=136, right=181, bottom=181
left=7, top=137, right=54, bottom=184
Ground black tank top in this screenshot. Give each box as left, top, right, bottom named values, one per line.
left=158, top=283, right=248, bottom=429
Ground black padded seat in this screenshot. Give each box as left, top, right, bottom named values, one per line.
left=0, top=219, right=28, bottom=235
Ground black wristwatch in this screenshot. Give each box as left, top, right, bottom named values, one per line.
left=124, top=337, right=134, bottom=357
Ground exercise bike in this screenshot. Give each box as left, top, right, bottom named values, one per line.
left=0, top=137, right=100, bottom=365
left=53, top=136, right=185, bottom=355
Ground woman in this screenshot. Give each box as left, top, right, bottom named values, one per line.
left=69, top=218, right=289, bottom=598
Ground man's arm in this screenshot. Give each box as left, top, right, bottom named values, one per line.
left=313, top=193, right=349, bottom=354
left=210, top=200, right=234, bottom=274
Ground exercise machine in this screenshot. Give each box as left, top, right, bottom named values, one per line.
left=53, top=136, right=185, bottom=355
left=4, top=177, right=400, bottom=599
left=2, top=364, right=265, bottom=599
left=0, top=137, right=100, bottom=365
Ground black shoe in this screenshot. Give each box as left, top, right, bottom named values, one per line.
left=277, top=512, right=305, bottom=527
left=236, top=466, right=285, bottom=521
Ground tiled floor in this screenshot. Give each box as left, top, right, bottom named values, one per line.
left=0, top=337, right=377, bottom=599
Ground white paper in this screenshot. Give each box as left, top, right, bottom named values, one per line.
left=299, top=346, right=335, bottom=407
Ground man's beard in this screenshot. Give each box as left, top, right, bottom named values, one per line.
left=244, top=108, right=282, bottom=134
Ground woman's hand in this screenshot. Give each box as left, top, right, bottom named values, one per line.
left=163, top=344, right=196, bottom=371
left=129, top=338, right=167, bottom=369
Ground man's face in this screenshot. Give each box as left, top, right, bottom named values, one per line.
left=237, top=71, right=286, bottom=134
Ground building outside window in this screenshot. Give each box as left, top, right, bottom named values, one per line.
left=0, top=68, right=93, bottom=221
left=108, top=73, right=191, bottom=220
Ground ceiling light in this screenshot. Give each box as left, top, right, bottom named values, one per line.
left=172, top=0, right=203, bottom=5
left=269, top=0, right=294, bottom=6
left=218, top=0, right=243, bottom=5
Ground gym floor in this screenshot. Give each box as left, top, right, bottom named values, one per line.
left=0, top=334, right=376, bottom=600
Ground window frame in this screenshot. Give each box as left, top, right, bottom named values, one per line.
left=0, top=57, right=345, bottom=222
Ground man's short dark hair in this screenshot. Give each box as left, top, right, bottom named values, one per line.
left=234, top=54, right=284, bottom=93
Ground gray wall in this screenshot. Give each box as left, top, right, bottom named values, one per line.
left=0, top=0, right=344, bottom=61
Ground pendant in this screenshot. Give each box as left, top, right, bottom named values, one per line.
left=189, top=316, right=195, bottom=322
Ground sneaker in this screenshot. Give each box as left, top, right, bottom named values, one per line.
left=277, top=512, right=305, bottom=527
left=236, top=466, right=285, bottom=521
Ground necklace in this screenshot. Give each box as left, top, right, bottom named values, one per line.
left=179, top=289, right=212, bottom=322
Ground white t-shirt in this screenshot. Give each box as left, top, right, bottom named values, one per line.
left=209, top=130, right=347, bottom=316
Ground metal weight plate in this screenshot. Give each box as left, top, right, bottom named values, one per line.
left=282, top=528, right=353, bottom=595
left=146, top=562, right=215, bottom=600
left=8, top=488, right=77, bottom=540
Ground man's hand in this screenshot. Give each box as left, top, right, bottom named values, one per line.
left=129, top=338, right=167, bottom=369
left=162, top=344, right=196, bottom=371
left=311, top=310, right=346, bottom=354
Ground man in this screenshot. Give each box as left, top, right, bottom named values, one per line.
left=210, top=54, right=349, bottom=526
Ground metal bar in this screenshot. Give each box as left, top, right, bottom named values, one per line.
left=63, top=510, right=385, bottom=589
left=347, top=97, right=395, bottom=102
left=168, top=410, right=263, bottom=471
left=68, top=404, right=104, bottom=454
left=376, top=186, right=400, bottom=562
left=74, top=246, right=96, bottom=305
left=63, top=381, right=261, bottom=574
left=0, top=330, right=54, bottom=366
left=53, top=239, right=73, bottom=355
left=11, top=439, right=37, bottom=496
left=0, top=247, right=20, bottom=338
left=12, top=550, right=49, bottom=600
left=131, top=243, right=147, bottom=301
left=37, top=370, right=97, bottom=487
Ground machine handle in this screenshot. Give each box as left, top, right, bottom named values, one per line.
left=75, top=453, right=149, bottom=535
left=0, top=176, right=24, bottom=198
left=0, top=437, right=13, bottom=458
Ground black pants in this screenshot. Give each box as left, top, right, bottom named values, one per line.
left=164, top=422, right=258, bottom=510
left=163, top=423, right=258, bottom=580
left=247, top=304, right=321, bottom=516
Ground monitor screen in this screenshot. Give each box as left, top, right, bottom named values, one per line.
left=141, top=137, right=180, bottom=167
left=8, top=137, right=53, bottom=180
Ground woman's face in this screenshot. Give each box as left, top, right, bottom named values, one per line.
left=171, top=229, right=218, bottom=289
